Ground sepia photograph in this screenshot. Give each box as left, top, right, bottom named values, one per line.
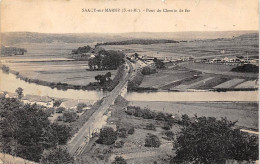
left=0, top=0, right=259, bottom=163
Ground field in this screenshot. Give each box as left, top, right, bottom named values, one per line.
left=79, top=97, right=258, bottom=163
left=1, top=43, right=116, bottom=86
left=102, top=33, right=258, bottom=59
left=102, top=33, right=259, bottom=91
left=79, top=97, right=179, bottom=164
left=130, top=101, right=259, bottom=130
left=137, top=62, right=258, bottom=90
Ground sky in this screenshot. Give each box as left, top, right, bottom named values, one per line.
left=0, top=0, right=259, bottom=33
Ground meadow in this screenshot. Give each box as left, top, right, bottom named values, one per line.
left=130, top=101, right=259, bottom=130
left=1, top=43, right=116, bottom=86
left=102, top=33, right=258, bottom=59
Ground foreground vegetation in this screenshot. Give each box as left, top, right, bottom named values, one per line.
left=79, top=97, right=258, bottom=163
left=0, top=96, right=73, bottom=163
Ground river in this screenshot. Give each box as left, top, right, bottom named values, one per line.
left=0, top=70, right=258, bottom=102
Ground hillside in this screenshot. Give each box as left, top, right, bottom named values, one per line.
left=1, top=31, right=257, bottom=45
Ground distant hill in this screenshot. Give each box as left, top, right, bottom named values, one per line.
left=1, top=31, right=257, bottom=45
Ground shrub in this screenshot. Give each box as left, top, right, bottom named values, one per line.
left=164, top=131, right=174, bottom=140
left=2, top=65, right=10, bottom=73
left=142, top=108, right=156, bottom=119
left=114, top=140, right=125, bottom=148
left=97, top=154, right=105, bottom=160
left=41, top=147, right=74, bottom=164
left=133, top=108, right=143, bottom=117
left=181, top=114, right=191, bottom=126
left=127, top=127, right=135, bottom=135
left=162, top=122, right=172, bottom=130
left=146, top=123, right=156, bottom=131
left=112, top=156, right=127, bottom=164
left=141, top=66, right=157, bottom=75
left=96, top=127, right=117, bottom=145
left=56, top=107, right=65, bottom=113
left=76, top=103, right=87, bottom=112
left=145, top=133, right=161, bottom=147
left=118, top=128, right=128, bottom=138
left=155, top=112, right=167, bottom=121
left=53, top=100, right=62, bottom=107
left=62, top=111, right=78, bottom=123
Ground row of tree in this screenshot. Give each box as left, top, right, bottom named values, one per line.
left=95, top=39, right=179, bottom=46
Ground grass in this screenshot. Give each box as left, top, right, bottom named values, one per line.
left=102, top=34, right=258, bottom=59
left=139, top=68, right=200, bottom=89
left=79, top=96, right=179, bottom=163
left=129, top=101, right=258, bottom=130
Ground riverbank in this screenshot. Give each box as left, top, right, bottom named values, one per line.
left=1, top=64, right=124, bottom=91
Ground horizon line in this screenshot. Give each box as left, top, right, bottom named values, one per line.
left=1, top=30, right=258, bottom=35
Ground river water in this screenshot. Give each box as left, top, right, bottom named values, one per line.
left=0, top=70, right=258, bottom=102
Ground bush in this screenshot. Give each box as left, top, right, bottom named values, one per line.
left=114, top=140, right=125, bottom=148
left=118, top=128, right=128, bottom=138
left=181, top=114, right=191, bottom=126
left=146, top=123, right=156, bottom=131
left=164, top=131, right=174, bottom=140
left=41, top=147, right=74, bottom=164
left=76, top=103, right=87, bottom=112
left=141, top=66, right=157, bottom=75
left=56, top=107, right=65, bottom=113
left=97, top=154, right=105, bottom=160
left=112, top=156, right=127, bottom=164
left=145, top=133, right=161, bottom=147
left=96, top=127, right=117, bottom=145
left=53, top=100, right=62, bottom=107
left=172, top=117, right=259, bottom=163
left=127, top=127, right=135, bottom=135
left=162, top=122, right=172, bottom=130
left=2, top=65, right=10, bottom=73
left=62, top=111, right=78, bottom=123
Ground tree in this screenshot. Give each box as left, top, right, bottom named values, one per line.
left=51, top=123, right=72, bottom=145
left=112, top=156, right=127, bottom=164
left=96, top=127, right=117, bottom=145
left=62, top=111, right=78, bottom=123
left=144, top=133, right=161, bottom=147
left=141, top=66, right=156, bottom=75
left=53, top=100, right=62, bottom=107
left=15, top=87, right=24, bottom=99
left=41, top=147, right=74, bottom=164
left=172, top=117, right=259, bottom=164
left=153, top=58, right=165, bottom=68
left=105, top=72, right=112, bottom=81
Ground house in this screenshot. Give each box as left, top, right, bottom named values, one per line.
left=211, top=58, right=222, bottom=63
left=222, top=57, right=229, bottom=62
left=229, top=57, right=240, bottom=63
left=22, top=95, right=53, bottom=107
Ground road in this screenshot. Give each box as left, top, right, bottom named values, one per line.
left=67, top=59, right=133, bottom=156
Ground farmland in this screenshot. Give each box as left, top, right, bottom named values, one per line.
left=78, top=96, right=179, bottom=164
left=137, top=63, right=258, bottom=91
left=0, top=43, right=117, bottom=86
left=78, top=96, right=258, bottom=164
left=102, top=33, right=259, bottom=59
left=101, top=33, right=258, bottom=91
left=130, top=101, right=259, bottom=130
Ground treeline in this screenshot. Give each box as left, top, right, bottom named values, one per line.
left=96, top=39, right=179, bottom=46
left=88, top=50, right=124, bottom=70
left=0, top=96, right=72, bottom=162
left=1, top=45, right=27, bottom=56
left=71, top=45, right=93, bottom=54
left=231, top=64, right=259, bottom=73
